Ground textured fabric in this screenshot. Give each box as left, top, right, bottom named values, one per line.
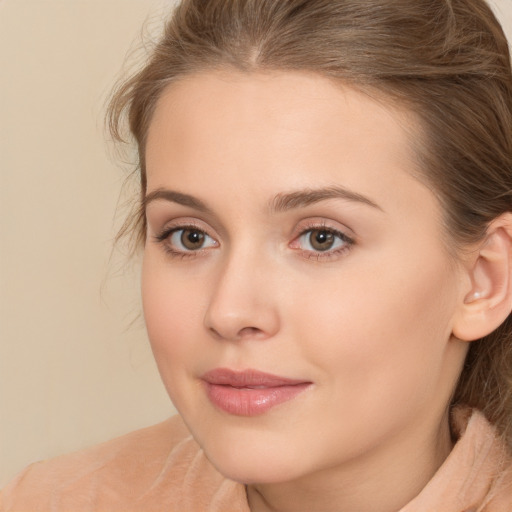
left=401, top=408, right=512, bottom=512
left=1, top=409, right=511, bottom=511
left=0, top=417, right=248, bottom=512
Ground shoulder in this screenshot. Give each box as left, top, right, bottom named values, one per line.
left=0, top=415, right=248, bottom=512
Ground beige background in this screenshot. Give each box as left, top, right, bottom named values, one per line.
left=1, top=0, right=512, bottom=488
left=0, top=0, right=177, bottom=486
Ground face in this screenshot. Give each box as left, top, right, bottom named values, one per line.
left=142, top=71, right=469, bottom=485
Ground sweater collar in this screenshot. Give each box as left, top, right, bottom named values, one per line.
left=399, top=407, right=512, bottom=512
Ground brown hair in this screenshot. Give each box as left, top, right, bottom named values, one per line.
left=108, top=0, right=512, bottom=449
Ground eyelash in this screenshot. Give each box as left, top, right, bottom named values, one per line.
left=292, top=222, right=355, bottom=261
left=153, top=223, right=217, bottom=260
left=153, top=222, right=355, bottom=261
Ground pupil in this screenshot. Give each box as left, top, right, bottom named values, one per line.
left=311, top=230, right=334, bottom=251
left=182, top=229, right=204, bottom=249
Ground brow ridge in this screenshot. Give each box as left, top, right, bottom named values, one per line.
left=144, top=185, right=382, bottom=215
left=270, top=186, right=382, bottom=212
left=144, top=188, right=212, bottom=213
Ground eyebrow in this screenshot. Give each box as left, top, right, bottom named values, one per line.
left=270, top=186, right=383, bottom=213
left=143, top=185, right=382, bottom=214
left=143, top=188, right=213, bottom=214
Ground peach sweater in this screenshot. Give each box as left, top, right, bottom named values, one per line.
left=1, top=408, right=511, bottom=511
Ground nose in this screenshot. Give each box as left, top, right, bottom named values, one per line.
left=203, top=251, right=280, bottom=342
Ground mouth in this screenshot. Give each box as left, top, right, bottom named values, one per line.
left=201, top=368, right=312, bottom=416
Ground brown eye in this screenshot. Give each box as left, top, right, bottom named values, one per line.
left=309, top=230, right=335, bottom=251
left=294, top=227, right=353, bottom=256
left=163, top=227, right=217, bottom=253
left=180, top=229, right=206, bottom=250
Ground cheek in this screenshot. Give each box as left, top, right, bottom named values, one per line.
left=291, top=250, right=459, bottom=403
left=141, top=252, right=205, bottom=368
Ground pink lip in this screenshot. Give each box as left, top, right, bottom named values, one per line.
left=201, top=368, right=311, bottom=416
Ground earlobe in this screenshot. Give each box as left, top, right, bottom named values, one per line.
left=453, top=213, right=512, bottom=342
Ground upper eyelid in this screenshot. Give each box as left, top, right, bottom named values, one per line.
left=145, top=197, right=218, bottom=224
left=298, top=225, right=353, bottom=238
left=150, top=216, right=356, bottom=246
left=299, top=227, right=353, bottom=241
left=154, top=224, right=203, bottom=241
left=146, top=200, right=357, bottom=234
left=292, top=218, right=356, bottom=240
left=294, top=227, right=354, bottom=247
left=151, top=217, right=213, bottom=236
left=147, top=211, right=226, bottom=239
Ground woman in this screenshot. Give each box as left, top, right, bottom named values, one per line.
left=2, top=0, right=512, bottom=510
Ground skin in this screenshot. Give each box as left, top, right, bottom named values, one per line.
left=142, top=71, right=471, bottom=512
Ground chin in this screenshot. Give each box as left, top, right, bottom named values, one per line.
left=208, top=454, right=300, bottom=485
left=199, top=432, right=308, bottom=485
left=174, top=396, right=316, bottom=484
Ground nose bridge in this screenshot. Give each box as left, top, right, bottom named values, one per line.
left=204, top=240, right=280, bottom=341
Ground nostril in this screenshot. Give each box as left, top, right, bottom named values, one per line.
left=208, top=325, right=265, bottom=342
left=208, top=326, right=223, bottom=340
left=238, top=326, right=263, bottom=338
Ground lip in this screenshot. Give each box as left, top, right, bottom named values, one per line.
left=201, top=368, right=312, bottom=416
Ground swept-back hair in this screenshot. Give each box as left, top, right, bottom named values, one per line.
left=108, top=0, right=512, bottom=450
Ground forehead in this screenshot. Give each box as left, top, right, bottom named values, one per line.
left=147, top=71, right=415, bottom=165
left=145, top=70, right=436, bottom=222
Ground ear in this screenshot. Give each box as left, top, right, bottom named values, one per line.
left=452, top=213, right=512, bottom=342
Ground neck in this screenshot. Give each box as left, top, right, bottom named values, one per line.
left=246, top=411, right=453, bottom=512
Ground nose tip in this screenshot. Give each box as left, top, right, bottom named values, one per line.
left=203, top=263, right=280, bottom=342
left=205, top=303, right=280, bottom=342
